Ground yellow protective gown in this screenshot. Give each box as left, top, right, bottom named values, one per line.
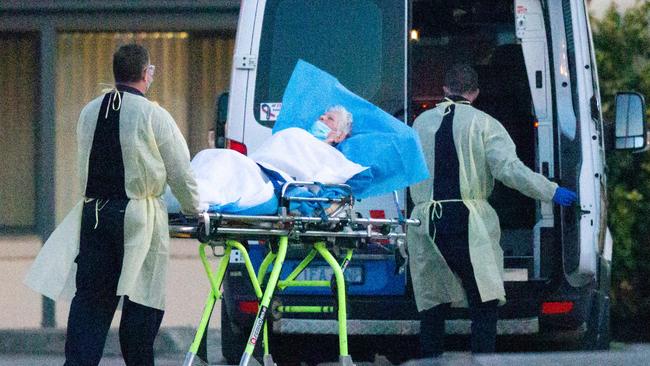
left=25, top=91, right=200, bottom=310
left=408, top=100, right=558, bottom=312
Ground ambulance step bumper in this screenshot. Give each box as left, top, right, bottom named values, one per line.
left=272, top=317, right=539, bottom=335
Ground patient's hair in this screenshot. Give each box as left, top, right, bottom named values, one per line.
left=327, top=105, right=353, bottom=136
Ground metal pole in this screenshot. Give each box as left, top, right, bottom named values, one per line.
left=239, top=236, right=288, bottom=366
left=314, top=242, right=349, bottom=357
left=37, top=25, right=57, bottom=329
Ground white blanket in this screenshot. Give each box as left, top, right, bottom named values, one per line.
left=250, top=128, right=368, bottom=183
left=165, top=128, right=368, bottom=213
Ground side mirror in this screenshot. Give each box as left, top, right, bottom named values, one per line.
left=614, top=92, right=646, bottom=150
left=214, top=91, right=229, bottom=148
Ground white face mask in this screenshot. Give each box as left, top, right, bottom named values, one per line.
left=309, top=120, right=332, bottom=141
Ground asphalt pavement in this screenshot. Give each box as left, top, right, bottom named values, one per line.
left=1, top=344, right=650, bottom=365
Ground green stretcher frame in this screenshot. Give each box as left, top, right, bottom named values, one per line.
left=182, top=237, right=355, bottom=366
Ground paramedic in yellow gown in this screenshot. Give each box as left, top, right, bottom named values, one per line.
left=25, top=44, right=200, bottom=366
left=408, top=63, right=577, bottom=356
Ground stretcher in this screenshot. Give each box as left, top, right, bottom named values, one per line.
left=169, top=182, right=420, bottom=366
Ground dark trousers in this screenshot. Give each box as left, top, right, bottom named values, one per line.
left=64, top=199, right=164, bottom=366
left=419, top=231, right=498, bottom=357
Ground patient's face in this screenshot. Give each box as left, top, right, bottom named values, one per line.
left=318, top=111, right=346, bottom=144
left=318, top=111, right=340, bottom=130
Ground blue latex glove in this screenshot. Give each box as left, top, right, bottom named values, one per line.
left=553, top=187, right=577, bottom=207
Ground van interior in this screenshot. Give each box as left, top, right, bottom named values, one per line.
left=410, top=0, right=543, bottom=279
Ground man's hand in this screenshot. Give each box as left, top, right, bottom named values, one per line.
left=552, top=187, right=577, bottom=207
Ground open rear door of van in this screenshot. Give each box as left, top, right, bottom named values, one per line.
left=522, top=0, right=599, bottom=286
left=515, top=0, right=556, bottom=280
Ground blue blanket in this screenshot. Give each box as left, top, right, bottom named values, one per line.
left=273, top=60, right=429, bottom=198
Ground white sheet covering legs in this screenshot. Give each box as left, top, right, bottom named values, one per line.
left=164, top=149, right=275, bottom=213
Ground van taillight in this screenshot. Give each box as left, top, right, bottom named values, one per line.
left=238, top=301, right=259, bottom=314
left=541, top=301, right=574, bottom=314
left=369, top=210, right=386, bottom=219
left=226, top=139, right=248, bottom=155
left=369, top=210, right=388, bottom=244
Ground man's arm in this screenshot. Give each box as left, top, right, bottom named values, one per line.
left=484, top=117, right=558, bottom=202
left=154, top=109, right=201, bottom=215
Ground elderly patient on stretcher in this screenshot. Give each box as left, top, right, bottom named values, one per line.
left=165, top=105, right=367, bottom=216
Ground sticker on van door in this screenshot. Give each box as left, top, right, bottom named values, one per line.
left=260, top=103, right=282, bottom=121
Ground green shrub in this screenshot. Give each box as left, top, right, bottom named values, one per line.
left=593, top=3, right=650, bottom=341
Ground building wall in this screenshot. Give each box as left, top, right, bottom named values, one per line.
left=188, top=34, right=235, bottom=156
left=0, top=3, right=239, bottom=232
left=0, top=1, right=239, bottom=328
left=0, top=34, right=38, bottom=229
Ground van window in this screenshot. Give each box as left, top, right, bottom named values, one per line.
left=254, top=0, right=406, bottom=127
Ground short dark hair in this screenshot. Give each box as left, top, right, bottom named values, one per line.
left=113, top=44, right=149, bottom=83
left=444, top=63, right=479, bottom=95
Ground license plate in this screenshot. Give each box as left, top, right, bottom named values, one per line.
left=296, top=265, right=364, bottom=284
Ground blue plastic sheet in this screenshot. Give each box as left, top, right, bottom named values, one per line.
left=273, top=60, right=429, bottom=198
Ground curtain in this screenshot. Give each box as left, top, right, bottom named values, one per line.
left=54, top=32, right=233, bottom=222
left=187, top=34, right=235, bottom=155
left=0, top=34, right=37, bottom=229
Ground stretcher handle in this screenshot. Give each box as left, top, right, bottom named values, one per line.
left=210, top=212, right=420, bottom=226
left=285, top=196, right=347, bottom=203
left=207, top=227, right=408, bottom=239
left=169, top=224, right=412, bottom=240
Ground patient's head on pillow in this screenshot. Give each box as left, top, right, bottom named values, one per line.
left=309, top=105, right=353, bottom=144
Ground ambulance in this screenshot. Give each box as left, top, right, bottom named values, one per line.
left=215, top=0, right=646, bottom=362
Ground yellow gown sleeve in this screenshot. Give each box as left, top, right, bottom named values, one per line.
left=483, top=116, right=558, bottom=202
left=154, top=108, right=201, bottom=215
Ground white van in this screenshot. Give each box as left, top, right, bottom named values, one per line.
left=216, top=0, right=646, bottom=362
